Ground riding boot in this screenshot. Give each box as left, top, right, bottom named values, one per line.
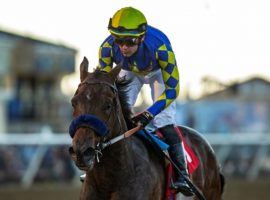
left=169, top=143, right=194, bottom=196
left=159, top=125, right=194, bottom=196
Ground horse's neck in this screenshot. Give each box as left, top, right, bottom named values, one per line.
left=104, top=139, right=134, bottom=168
left=93, top=114, right=135, bottom=180
left=103, top=119, right=134, bottom=172
left=92, top=138, right=135, bottom=189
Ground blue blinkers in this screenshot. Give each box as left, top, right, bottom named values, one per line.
left=69, top=114, right=108, bottom=138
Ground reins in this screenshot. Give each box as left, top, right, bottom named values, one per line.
left=97, top=125, right=141, bottom=150
left=93, top=125, right=141, bottom=163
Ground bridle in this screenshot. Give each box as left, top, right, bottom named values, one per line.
left=79, top=79, right=119, bottom=124
left=69, top=79, right=133, bottom=163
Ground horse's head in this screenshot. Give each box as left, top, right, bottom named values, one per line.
left=68, top=57, right=124, bottom=171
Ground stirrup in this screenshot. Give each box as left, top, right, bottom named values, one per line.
left=170, top=177, right=194, bottom=197
left=80, top=173, right=86, bottom=182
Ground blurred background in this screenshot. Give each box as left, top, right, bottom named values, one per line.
left=0, top=0, right=270, bottom=199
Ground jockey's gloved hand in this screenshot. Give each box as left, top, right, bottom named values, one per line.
left=132, top=111, right=154, bottom=127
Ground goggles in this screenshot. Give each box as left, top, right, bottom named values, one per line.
left=114, top=37, right=141, bottom=47
left=108, top=18, right=147, bottom=37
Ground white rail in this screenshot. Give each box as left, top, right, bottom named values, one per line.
left=204, top=133, right=270, bottom=145
left=0, top=130, right=269, bottom=187
left=1, top=132, right=270, bottom=145
left=0, top=132, right=71, bottom=145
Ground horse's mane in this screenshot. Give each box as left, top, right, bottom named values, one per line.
left=93, top=69, right=134, bottom=129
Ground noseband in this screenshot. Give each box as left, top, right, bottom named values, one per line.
left=69, top=114, right=109, bottom=138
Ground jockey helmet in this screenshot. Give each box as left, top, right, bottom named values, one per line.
left=108, top=7, right=147, bottom=37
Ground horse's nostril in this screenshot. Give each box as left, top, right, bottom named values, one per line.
left=83, top=147, right=95, bottom=158
left=69, top=146, right=75, bottom=155
left=83, top=147, right=96, bottom=168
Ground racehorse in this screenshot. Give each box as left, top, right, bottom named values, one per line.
left=68, top=57, right=225, bottom=200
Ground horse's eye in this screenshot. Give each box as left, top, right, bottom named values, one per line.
left=103, top=103, right=112, bottom=112
left=71, top=99, right=78, bottom=107
left=68, top=147, right=76, bottom=159
left=105, top=104, right=112, bottom=110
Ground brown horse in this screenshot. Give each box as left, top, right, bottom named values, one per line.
left=68, top=57, right=225, bottom=200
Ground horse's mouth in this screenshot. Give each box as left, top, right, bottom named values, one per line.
left=76, top=157, right=95, bottom=171
left=85, top=158, right=95, bottom=170
left=69, top=146, right=96, bottom=171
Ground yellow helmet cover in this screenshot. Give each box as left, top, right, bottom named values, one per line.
left=108, top=7, right=147, bottom=37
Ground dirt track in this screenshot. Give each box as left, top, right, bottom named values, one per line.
left=0, top=179, right=269, bottom=200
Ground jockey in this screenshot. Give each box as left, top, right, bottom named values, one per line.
left=96, top=7, right=193, bottom=196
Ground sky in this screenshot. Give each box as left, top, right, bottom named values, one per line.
left=0, top=0, right=270, bottom=98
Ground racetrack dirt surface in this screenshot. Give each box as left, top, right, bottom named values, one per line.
left=0, top=179, right=269, bottom=200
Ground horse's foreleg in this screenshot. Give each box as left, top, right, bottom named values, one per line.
left=111, top=183, right=161, bottom=200
left=111, top=189, right=150, bottom=200
left=79, top=182, right=90, bottom=200
left=150, top=181, right=164, bottom=200
left=79, top=180, right=95, bottom=200
left=79, top=176, right=102, bottom=200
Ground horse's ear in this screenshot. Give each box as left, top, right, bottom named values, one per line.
left=80, top=57, right=89, bottom=82
left=109, top=65, right=122, bottom=81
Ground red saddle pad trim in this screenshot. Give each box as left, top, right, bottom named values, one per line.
left=174, top=127, right=200, bottom=174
